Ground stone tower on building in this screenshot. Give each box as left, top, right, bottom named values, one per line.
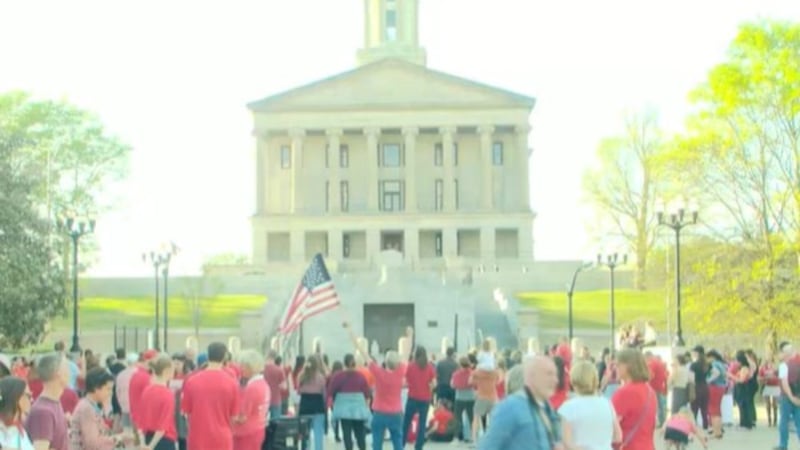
left=247, top=0, right=537, bottom=356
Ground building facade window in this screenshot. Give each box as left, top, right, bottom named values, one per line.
left=434, top=143, right=443, bottom=166
left=492, top=142, right=504, bottom=165
left=380, top=180, right=404, bottom=211
left=325, top=181, right=330, bottom=212
left=280, top=145, right=291, bottom=169
left=380, top=143, right=403, bottom=167
left=340, top=181, right=349, bottom=212
left=339, top=145, right=349, bottom=168
left=454, top=178, right=459, bottom=209
left=343, top=234, right=351, bottom=258
left=435, top=231, right=443, bottom=257
left=385, top=1, right=397, bottom=41
left=434, top=179, right=443, bottom=211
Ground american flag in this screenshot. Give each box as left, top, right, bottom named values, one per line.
left=278, top=253, right=340, bottom=334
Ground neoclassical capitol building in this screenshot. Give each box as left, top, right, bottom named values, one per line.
left=247, top=0, right=538, bottom=354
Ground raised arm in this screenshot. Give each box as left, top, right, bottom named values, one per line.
left=399, top=326, right=414, bottom=362
left=342, top=321, right=372, bottom=362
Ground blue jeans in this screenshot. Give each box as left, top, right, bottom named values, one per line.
left=779, top=396, right=800, bottom=449
left=372, top=412, right=403, bottom=450
left=301, top=413, right=325, bottom=450
left=402, top=398, right=430, bottom=450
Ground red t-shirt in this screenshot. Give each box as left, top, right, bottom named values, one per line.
left=128, top=367, right=151, bottom=429
left=60, top=388, right=79, bottom=414
left=369, top=362, right=406, bottom=414
left=430, top=407, right=454, bottom=434
left=234, top=376, right=270, bottom=437
left=450, top=368, right=472, bottom=390
left=405, top=362, right=435, bottom=401
left=549, top=376, right=570, bottom=411
left=181, top=369, right=240, bottom=450
left=29, top=379, right=44, bottom=400
left=555, top=343, right=573, bottom=368
left=139, top=383, right=177, bottom=441
left=647, top=359, right=668, bottom=395
left=760, top=364, right=780, bottom=386
left=612, top=382, right=656, bottom=450
left=263, top=363, right=285, bottom=406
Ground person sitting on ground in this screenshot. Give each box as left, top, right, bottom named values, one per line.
left=425, top=399, right=456, bottom=443
left=662, top=407, right=707, bottom=450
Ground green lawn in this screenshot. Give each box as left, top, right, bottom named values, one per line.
left=49, top=295, right=267, bottom=331
left=516, top=290, right=668, bottom=330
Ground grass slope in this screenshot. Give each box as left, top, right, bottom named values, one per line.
left=49, top=295, right=266, bottom=331
left=517, top=290, right=668, bottom=330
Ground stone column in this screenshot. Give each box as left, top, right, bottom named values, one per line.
left=518, top=226, right=534, bottom=260
left=516, top=124, right=531, bottom=211
left=326, top=129, right=343, bottom=212
left=442, top=227, right=458, bottom=259
left=440, top=126, right=457, bottom=211
left=366, top=228, right=381, bottom=264
left=290, top=229, right=305, bottom=263
left=289, top=129, right=305, bottom=214
left=478, top=125, right=495, bottom=210
left=328, top=229, right=343, bottom=261
left=402, top=127, right=419, bottom=212
left=365, top=128, right=381, bottom=211
left=255, top=135, right=266, bottom=215
left=253, top=228, right=267, bottom=264
left=480, top=226, right=495, bottom=262
left=404, top=227, right=419, bottom=264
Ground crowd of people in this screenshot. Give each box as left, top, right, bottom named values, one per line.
left=0, top=331, right=799, bottom=450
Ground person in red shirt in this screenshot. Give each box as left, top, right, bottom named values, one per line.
left=181, top=342, right=240, bottom=450
left=129, top=349, right=158, bottom=437
left=262, top=350, right=286, bottom=421
left=425, top=399, right=455, bottom=443
left=555, top=337, right=573, bottom=371
left=645, top=352, right=668, bottom=427
left=549, top=356, right=571, bottom=410
left=139, top=354, right=177, bottom=450
left=611, top=349, right=657, bottom=450
left=402, top=346, right=435, bottom=450
left=758, top=353, right=780, bottom=427
left=233, top=350, right=270, bottom=450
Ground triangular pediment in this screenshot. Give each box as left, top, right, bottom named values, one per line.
left=248, top=59, right=535, bottom=112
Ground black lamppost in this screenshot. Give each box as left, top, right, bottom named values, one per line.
left=57, top=215, right=95, bottom=353
left=143, top=243, right=178, bottom=351
left=658, top=207, right=698, bottom=348
left=598, top=253, right=627, bottom=351
left=566, top=261, right=593, bottom=341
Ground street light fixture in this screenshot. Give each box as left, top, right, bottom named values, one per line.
left=566, top=261, right=594, bottom=342
left=657, top=205, right=698, bottom=348
left=143, top=242, right=178, bottom=351
left=597, top=253, right=627, bottom=351
left=57, top=215, right=95, bottom=353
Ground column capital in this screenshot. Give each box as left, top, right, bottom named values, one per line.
left=363, top=127, right=382, bottom=137
left=325, top=128, right=343, bottom=138
left=439, top=126, right=457, bottom=137
left=289, top=128, right=306, bottom=140
left=478, top=125, right=496, bottom=136
left=402, top=126, right=419, bottom=137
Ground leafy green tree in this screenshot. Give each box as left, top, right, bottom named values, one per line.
left=0, top=131, right=67, bottom=349
left=583, top=110, right=666, bottom=289
left=669, top=21, right=800, bottom=338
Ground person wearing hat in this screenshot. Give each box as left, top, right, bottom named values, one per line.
left=129, top=349, right=159, bottom=442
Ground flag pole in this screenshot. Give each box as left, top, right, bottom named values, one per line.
left=299, top=321, right=305, bottom=356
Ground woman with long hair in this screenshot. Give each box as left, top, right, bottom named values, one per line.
left=705, top=350, right=728, bottom=439
left=298, top=354, right=328, bottom=450
left=689, top=346, right=710, bottom=430
left=402, top=346, right=435, bottom=450
left=668, top=354, right=692, bottom=414
left=0, top=376, right=34, bottom=450
left=759, top=352, right=780, bottom=427
left=611, top=349, right=657, bottom=450
left=730, top=350, right=755, bottom=430
left=329, top=354, right=371, bottom=450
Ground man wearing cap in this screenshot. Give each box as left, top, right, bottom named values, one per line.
left=129, top=349, right=159, bottom=440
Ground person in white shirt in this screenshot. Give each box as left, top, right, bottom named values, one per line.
left=776, top=342, right=800, bottom=450
left=559, top=360, right=622, bottom=450
left=0, top=376, right=35, bottom=450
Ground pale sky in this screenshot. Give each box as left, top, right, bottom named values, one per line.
left=1, top=0, right=798, bottom=276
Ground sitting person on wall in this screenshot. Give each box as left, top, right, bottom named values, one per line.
left=426, top=399, right=456, bottom=443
